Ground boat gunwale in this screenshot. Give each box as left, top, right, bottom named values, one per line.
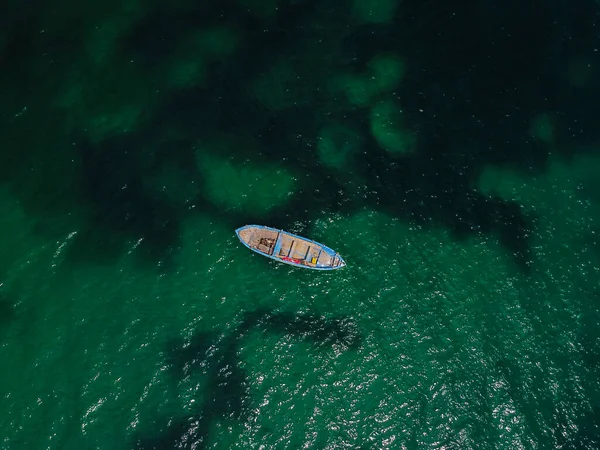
left=235, top=224, right=346, bottom=270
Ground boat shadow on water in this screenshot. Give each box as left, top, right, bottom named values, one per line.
left=134, top=308, right=361, bottom=449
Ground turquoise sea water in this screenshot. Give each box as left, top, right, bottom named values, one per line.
left=1, top=1, right=600, bottom=448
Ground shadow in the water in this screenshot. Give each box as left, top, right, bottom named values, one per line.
left=64, top=133, right=184, bottom=269
left=241, top=308, right=362, bottom=350
left=0, top=291, right=14, bottom=344
left=2, top=0, right=599, bottom=273
left=117, top=0, right=548, bottom=270
left=135, top=309, right=361, bottom=449
left=0, top=296, right=14, bottom=327
left=359, top=137, right=536, bottom=271
left=137, top=329, right=247, bottom=450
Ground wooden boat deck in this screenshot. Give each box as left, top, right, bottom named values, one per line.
left=277, top=235, right=333, bottom=267
left=237, top=227, right=280, bottom=255
left=236, top=225, right=344, bottom=269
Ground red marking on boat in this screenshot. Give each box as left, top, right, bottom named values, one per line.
left=280, top=256, right=303, bottom=264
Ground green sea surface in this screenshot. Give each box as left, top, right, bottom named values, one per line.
left=1, top=1, right=600, bottom=449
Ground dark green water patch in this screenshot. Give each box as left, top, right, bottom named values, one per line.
left=137, top=309, right=361, bottom=449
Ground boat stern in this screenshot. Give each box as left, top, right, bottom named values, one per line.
left=235, top=225, right=256, bottom=246
left=234, top=226, right=243, bottom=239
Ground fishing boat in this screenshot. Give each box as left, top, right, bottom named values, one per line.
left=235, top=225, right=346, bottom=270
